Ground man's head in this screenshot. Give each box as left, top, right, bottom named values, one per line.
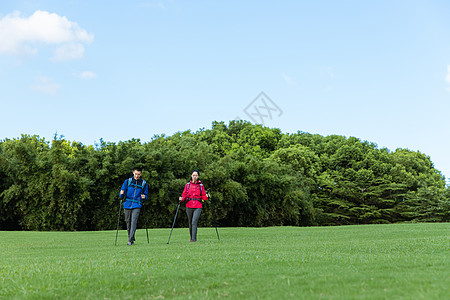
left=133, top=167, right=142, bottom=180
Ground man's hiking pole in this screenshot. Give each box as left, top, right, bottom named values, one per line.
left=208, top=192, right=220, bottom=241
left=167, top=200, right=181, bottom=244
left=115, top=194, right=123, bottom=246
left=142, top=203, right=149, bottom=244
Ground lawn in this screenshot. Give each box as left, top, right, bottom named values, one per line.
left=0, top=223, right=448, bottom=299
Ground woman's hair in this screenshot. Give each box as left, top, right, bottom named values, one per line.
left=191, top=169, right=200, bottom=176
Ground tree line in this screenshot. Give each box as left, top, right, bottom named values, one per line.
left=1, top=121, right=448, bottom=231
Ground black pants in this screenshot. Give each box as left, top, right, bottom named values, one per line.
left=186, top=208, right=202, bottom=241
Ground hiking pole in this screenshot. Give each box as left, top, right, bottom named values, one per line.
left=167, top=200, right=181, bottom=244
left=115, top=194, right=123, bottom=246
left=142, top=203, right=149, bottom=244
left=208, top=192, right=220, bottom=241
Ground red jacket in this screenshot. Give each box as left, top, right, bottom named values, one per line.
left=182, top=180, right=208, bottom=208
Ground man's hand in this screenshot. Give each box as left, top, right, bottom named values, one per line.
left=179, top=196, right=183, bottom=202
left=141, top=194, right=145, bottom=199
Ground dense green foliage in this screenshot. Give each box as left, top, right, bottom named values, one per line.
left=1, top=224, right=449, bottom=299
left=0, top=121, right=448, bottom=230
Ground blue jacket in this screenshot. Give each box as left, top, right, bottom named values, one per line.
left=120, top=178, right=148, bottom=209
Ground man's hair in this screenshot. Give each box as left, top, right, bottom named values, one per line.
left=134, top=167, right=143, bottom=172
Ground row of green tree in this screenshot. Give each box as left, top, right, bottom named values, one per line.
left=1, top=121, right=449, bottom=231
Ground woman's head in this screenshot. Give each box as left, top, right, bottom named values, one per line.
left=191, top=169, right=199, bottom=182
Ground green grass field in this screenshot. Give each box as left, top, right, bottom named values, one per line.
left=1, top=223, right=448, bottom=299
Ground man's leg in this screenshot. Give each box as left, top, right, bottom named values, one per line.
left=124, top=209, right=132, bottom=242
left=129, top=208, right=141, bottom=244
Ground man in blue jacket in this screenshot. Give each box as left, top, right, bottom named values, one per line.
left=120, top=167, right=148, bottom=245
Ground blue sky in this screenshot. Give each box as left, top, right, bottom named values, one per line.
left=1, top=1, right=449, bottom=181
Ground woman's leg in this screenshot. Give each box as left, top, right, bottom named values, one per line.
left=186, top=208, right=194, bottom=240
left=191, top=208, right=202, bottom=241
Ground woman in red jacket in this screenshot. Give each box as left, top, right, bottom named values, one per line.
left=179, top=170, right=209, bottom=242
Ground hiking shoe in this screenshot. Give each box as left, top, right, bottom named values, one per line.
left=127, top=241, right=132, bottom=246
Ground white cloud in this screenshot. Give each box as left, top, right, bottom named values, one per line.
left=52, top=43, right=85, bottom=62
left=322, top=66, right=334, bottom=78
left=79, top=71, right=98, bottom=79
left=0, top=10, right=93, bottom=60
left=30, top=76, right=60, bottom=95
left=282, top=72, right=297, bottom=86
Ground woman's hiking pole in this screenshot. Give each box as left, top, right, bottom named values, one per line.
left=208, top=193, right=220, bottom=241
left=115, top=195, right=123, bottom=246
left=167, top=200, right=181, bottom=244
